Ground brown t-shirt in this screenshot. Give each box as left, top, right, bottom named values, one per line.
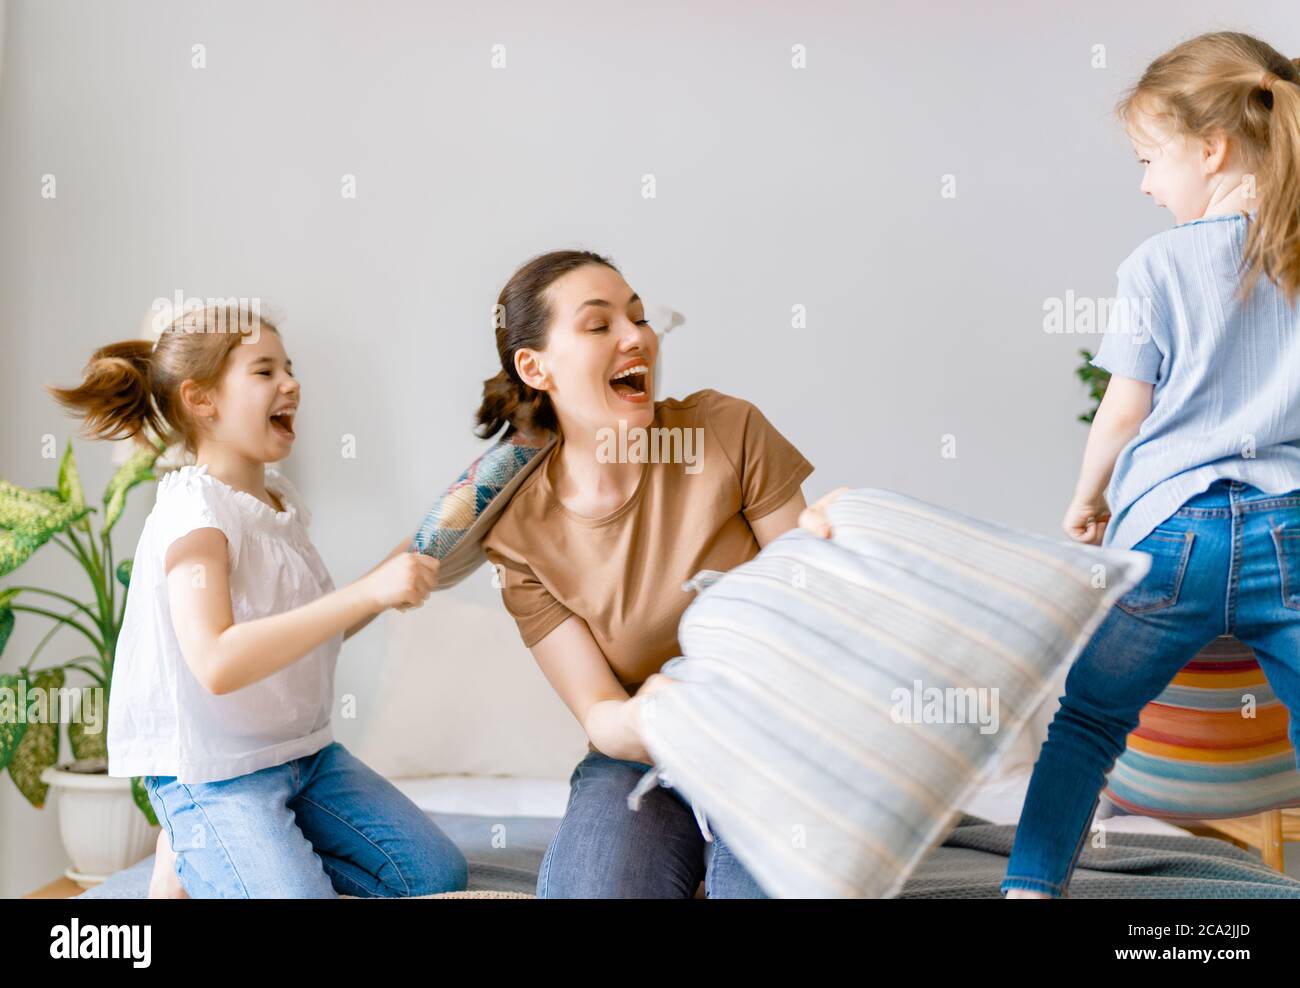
left=481, top=388, right=814, bottom=693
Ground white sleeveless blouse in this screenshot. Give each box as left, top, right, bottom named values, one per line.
left=107, top=463, right=339, bottom=784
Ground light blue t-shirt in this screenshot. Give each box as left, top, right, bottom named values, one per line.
left=1093, top=211, right=1300, bottom=551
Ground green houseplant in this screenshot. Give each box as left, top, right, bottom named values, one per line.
left=1, top=437, right=165, bottom=881
left=1075, top=349, right=1110, bottom=425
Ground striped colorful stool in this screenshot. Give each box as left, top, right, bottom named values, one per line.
left=1103, top=636, right=1300, bottom=868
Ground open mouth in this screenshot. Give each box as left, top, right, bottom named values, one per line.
left=269, top=408, right=296, bottom=440
left=608, top=363, right=649, bottom=403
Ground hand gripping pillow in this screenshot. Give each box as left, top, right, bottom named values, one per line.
left=410, top=428, right=556, bottom=588
left=635, top=487, right=1152, bottom=898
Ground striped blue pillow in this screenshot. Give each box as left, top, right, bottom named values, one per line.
left=637, top=488, right=1151, bottom=898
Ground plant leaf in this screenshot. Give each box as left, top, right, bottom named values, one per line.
left=102, top=443, right=162, bottom=535
left=116, top=559, right=133, bottom=588
left=0, top=481, right=90, bottom=531
left=57, top=442, right=86, bottom=513
left=0, top=529, right=44, bottom=578
left=0, top=673, right=29, bottom=773
left=131, top=776, right=159, bottom=826
left=0, top=593, right=14, bottom=656
left=7, top=667, right=64, bottom=807
left=68, top=710, right=108, bottom=762
left=0, top=482, right=92, bottom=577
left=1075, top=351, right=1111, bottom=425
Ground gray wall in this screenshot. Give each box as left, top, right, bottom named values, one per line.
left=2, top=0, right=1296, bottom=896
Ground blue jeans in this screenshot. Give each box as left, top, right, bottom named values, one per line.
left=144, top=741, right=468, bottom=898
left=538, top=749, right=769, bottom=898
left=1002, top=480, right=1300, bottom=897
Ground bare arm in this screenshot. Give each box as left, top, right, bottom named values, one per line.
left=527, top=487, right=813, bottom=763
left=748, top=488, right=808, bottom=548
left=166, top=529, right=438, bottom=695
left=343, top=536, right=416, bottom=640
left=529, top=615, right=645, bottom=761
left=1063, top=375, right=1154, bottom=543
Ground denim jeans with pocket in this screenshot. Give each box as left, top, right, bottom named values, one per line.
left=537, top=749, right=768, bottom=898
left=144, top=741, right=468, bottom=898
left=1001, top=479, right=1300, bottom=897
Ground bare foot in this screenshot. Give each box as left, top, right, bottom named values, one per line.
left=147, top=830, right=189, bottom=899
left=1004, top=888, right=1053, bottom=899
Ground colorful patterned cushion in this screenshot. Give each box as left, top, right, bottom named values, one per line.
left=410, top=428, right=555, bottom=589
left=635, top=487, right=1153, bottom=898
left=1103, top=636, right=1300, bottom=820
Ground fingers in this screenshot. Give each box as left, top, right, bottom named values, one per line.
left=813, top=486, right=850, bottom=509
left=799, top=506, right=833, bottom=539
left=413, top=553, right=440, bottom=591
left=392, top=553, right=440, bottom=609
left=1063, top=514, right=1108, bottom=545
left=799, top=487, right=848, bottom=539
left=637, top=672, right=675, bottom=699
left=1091, top=517, right=1109, bottom=545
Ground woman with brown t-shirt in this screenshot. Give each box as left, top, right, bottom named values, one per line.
left=479, top=249, right=822, bottom=899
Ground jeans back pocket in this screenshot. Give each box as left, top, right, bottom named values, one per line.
left=1116, top=528, right=1195, bottom=615
left=1271, top=524, right=1300, bottom=610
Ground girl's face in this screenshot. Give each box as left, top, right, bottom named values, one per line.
left=518, top=264, right=658, bottom=440
left=198, top=328, right=300, bottom=462
left=1127, top=112, right=1225, bottom=224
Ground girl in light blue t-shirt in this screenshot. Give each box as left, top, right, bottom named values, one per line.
left=1002, top=31, right=1300, bottom=898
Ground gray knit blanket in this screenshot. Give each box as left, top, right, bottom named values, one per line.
left=75, top=811, right=1300, bottom=899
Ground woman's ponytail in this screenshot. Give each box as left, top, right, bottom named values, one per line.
left=473, top=366, right=557, bottom=441
left=1117, top=33, right=1300, bottom=304
left=475, top=368, right=521, bottom=439
left=47, top=339, right=168, bottom=444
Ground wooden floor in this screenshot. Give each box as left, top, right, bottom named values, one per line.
left=25, top=877, right=86, bottom=899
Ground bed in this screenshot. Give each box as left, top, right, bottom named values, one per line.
left=74, top=589, right=1300, bottom=899
left=74, top=771, right=1300, bottom=899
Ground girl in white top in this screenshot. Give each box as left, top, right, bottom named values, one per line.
left=49, top=302, right=465, bottom=898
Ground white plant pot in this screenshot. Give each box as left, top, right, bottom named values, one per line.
left=40, top=762, right=159, bottom=888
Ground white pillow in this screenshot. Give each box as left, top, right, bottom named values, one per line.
left=638, top=487, right=1151, bottom=898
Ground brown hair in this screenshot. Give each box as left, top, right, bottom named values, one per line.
left=1117, top=31, right=1300, bottom=301
left=474, top=249, right=621, bottom=440
left=48, top=302, right=279, bottom=452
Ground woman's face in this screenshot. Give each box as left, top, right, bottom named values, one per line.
left=518, top=264, right=658, bottom=439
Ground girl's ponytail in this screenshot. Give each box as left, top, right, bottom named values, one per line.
left=1242, top=60, right=1300, bottom=300
left=1118, top=33, right=1300, bottom=303
left=47, top=301, right=277, bottom=452
left=47, top=339, right=168, bottom=444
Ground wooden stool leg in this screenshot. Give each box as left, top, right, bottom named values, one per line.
left=1261, top=809, right=1285, bottom=872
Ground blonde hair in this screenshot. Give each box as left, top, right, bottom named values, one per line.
left=48, top=302, right=279, bottom=452
left=1117, top=31, right=1300, bottom=302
